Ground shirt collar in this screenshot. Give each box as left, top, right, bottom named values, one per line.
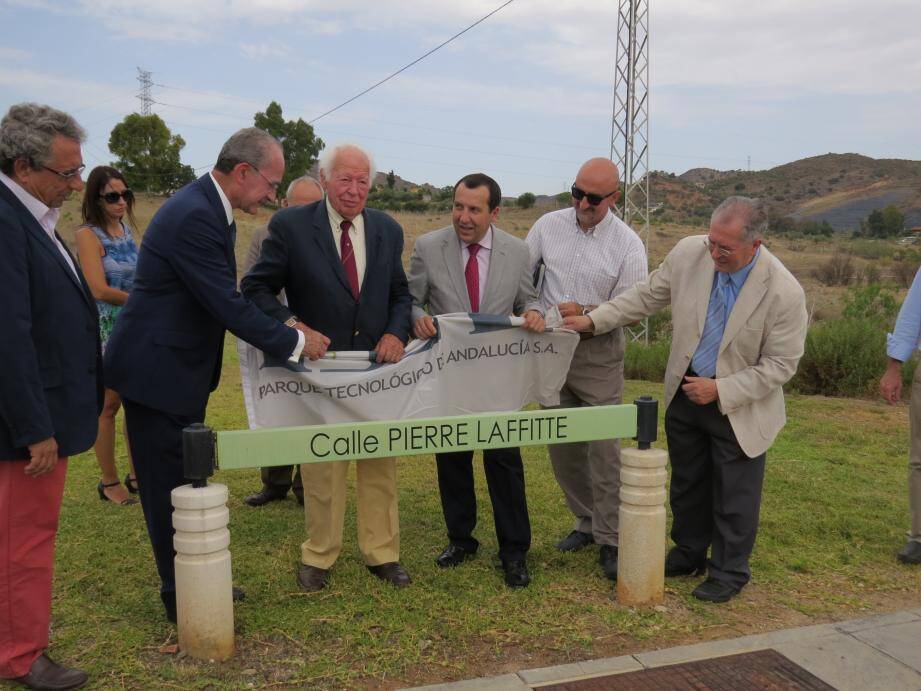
left=0, top=170, right=57, bottom=227
left=462, top=225, right=493, bottom=251
left=724, top=246, right=761, bottom=289
left=208, top=171, right=234, bottom=225
left=572, top=207, right=613, bottom=235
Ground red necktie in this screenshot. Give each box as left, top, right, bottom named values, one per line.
left=340, top=220, right=360, bottom=300
left=465, top=243, right=481, bottom=313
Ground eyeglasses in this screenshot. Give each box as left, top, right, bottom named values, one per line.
left=42, top=164, right=86, bottom=180
left=571, top=185, right=618, bottom=206
left=101, top=189, right=134, bottom=204
left=705, top=237, right=737, bottom=257
left=245, top=162, right=281, bottom=192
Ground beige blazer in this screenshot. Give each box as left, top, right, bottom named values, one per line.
left=589, top=235, right=807, bottom=458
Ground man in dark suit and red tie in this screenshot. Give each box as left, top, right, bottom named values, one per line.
left=407, top=173, right=544, bottom=587
left=0, top=103, right=102, bottom=690
left=242, top=143, right=412, bottom=592
left=104, top=128, right=307, bottom=623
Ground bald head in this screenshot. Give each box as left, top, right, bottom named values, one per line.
left=283, top=176, right=323, bottom=207
left=572, top=157, right=621, bottom=230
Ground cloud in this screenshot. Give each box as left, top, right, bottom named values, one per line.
left=240, top=42, right=290, bottom=59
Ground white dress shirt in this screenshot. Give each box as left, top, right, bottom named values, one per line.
left=460, top=225, right=493, bottom=301
left=326, top=201, right=367, bottom=289
left=0, top=171, right=78, bottom=278
left=525, top=207, right=648, bottom=311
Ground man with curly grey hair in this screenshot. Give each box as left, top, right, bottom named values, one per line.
left=0, top=103, right=100, bottom=689
left=563, top=196, right=807, bottom=603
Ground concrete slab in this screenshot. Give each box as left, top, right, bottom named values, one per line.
left=519, top=655, right=643, bottom=686
left=835, top=610, right=920, bottom=633
left=634, top=623, right=839, bottom=667
left=852, top=620, right=921, bottom=674
left=775, top=632, right=921, bottom=691
left=408, top=673, right=529, bottom=690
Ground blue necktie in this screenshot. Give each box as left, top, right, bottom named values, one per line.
left=691, top=273, right=732, bottom=378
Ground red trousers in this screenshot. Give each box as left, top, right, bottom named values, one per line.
left=0, top=459, right=67, bottom=679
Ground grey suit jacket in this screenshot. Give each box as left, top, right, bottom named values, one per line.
left=408, top=225, right=541, bottom=321
left=589, top=235, right=808, bottom=458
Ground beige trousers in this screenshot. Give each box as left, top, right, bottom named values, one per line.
left=908, top=366, right=921, bottom=542
left=299, top=457, right=400, bottom=569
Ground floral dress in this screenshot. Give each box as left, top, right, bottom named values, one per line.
left=87, top=224, right=139, bottom=350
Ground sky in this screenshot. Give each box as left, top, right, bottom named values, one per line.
left=1, top=0, right=919, bottom=196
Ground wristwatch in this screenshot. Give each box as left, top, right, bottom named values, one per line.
left=581, top=307, right=591, bottom=316
left=284, top=316, right=299, bottom=327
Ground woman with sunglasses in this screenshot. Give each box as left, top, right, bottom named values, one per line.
left=75, top=166, right=140, bottom=506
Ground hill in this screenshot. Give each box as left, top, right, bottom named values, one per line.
left=654, top=154, right=921, bottom=231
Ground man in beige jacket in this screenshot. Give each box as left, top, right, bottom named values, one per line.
left=564, top=196, right=807, bottom=602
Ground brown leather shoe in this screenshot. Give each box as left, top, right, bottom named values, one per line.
left=13, top=654, right=87, bottom=690
left=296, top=564, right=329, bottom=592
left=367, top=561, right=411, bottom=587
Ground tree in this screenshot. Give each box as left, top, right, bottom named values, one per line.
left=253, top=101, right=324, bottom=194
left=863, top=205, right=905, bottom=238
left=517, top=192, right=536, bottom=209
left=555, top=191, right=570, bottom=206
left=387, top=170, right=396, bottom=189
left=108, top=114, right=195, bottom=194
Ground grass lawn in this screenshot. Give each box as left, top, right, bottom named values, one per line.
left=45, top=335, right=921, bottom=690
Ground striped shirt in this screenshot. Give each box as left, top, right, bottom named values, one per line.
left=525, top=207, right=648, bottom=312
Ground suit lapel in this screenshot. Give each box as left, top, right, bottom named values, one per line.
left=441, top=230, right=471, bottom=311
left=312, top=201, right=354, bottom=298
left=0, top=184, right=94, bottom=310
left=719, top=249, right=770, bottom=355
left=200, top=175, right=237, bottom=276
left=362, top=210, right=381, bottom=293
left=695, top=243, right=716, bottom=334
left=481, top=226, right=505, bottom=312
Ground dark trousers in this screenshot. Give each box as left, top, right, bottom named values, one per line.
left=436, top=447, right=531, bottom=561
left=123, top=398, right=204, bottom=614
left=260, top=464, right=303, bottom=497
left=664, top=387, right=766, bottom=589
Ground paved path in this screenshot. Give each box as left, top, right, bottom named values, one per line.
left=410, top=608, right=921, bottom=690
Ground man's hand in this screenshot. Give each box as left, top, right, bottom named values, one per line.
left=880, top=359, right=904, bottom=405
left=557, top=301, right=584, bottom=318
left=682, top=376, right=719, bottom=405
left=521, top=310, right=545, bottom=332
left=294, top=322, right=330, bottom=360
left=375, top=333, right=405, bottom=363
left=25, top=437, right=58, bottom=476
left=413, top=315, right=437, bottom=340
left=562, top=315, right=594, bottom=333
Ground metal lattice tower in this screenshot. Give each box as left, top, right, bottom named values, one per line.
left=136, top=67, right=153, bottom=115
left=610, top=0, right=650, bottom=342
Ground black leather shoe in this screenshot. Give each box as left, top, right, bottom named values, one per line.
left=692, top=577, right=741, bottom=603
left=244, top=486, right=288, bottom=507
left=556, top=530, right=595, bottom=552
left=665, top=547, right=707, bottom=577
left=599, top=545, right=618, bottom=581
left=897, top=541, right=921, bottom=564
left=297, top=564, right=330, bottom=592
left=367, top=562, right=411, bottom=587
left=435, top=544, right=476, bottom=568
left=502, top=559, right=531, bottom=588
left=14, top=653, right=88, bottom=690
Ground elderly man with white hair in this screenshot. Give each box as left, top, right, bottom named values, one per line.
left=242, top=143, right=413, bottom=591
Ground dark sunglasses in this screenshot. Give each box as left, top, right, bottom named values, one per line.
left=101, top=189, right=134, bottom=204
left=571, top=184, right=617, bottom=206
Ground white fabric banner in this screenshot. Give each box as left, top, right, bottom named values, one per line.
left=237, top=313, right=579, bottom=428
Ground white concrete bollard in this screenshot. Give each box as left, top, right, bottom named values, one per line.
left=617, top=445, right=668, bottom=605
left=172, top=482, right=235, bottom=661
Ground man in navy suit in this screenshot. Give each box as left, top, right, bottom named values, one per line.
left=104, top=128, right=305, bottom=623
left=242, top=143, right=412, bottom=591
left=0, top=103, right=101, bottom=690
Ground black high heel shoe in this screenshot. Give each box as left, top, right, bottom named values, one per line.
left=124, top=474, right=139, bottom=494
left=97, top=480, right=138, bottom=506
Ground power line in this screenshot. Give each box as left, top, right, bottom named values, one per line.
left=307, top=0, right=517, bottom=124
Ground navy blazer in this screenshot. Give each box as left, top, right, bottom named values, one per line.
left=0, top=182, right=102, bottom=460
left=104, top=174, right=298, bottom=416
left=242, top=199, right=411, bottom=350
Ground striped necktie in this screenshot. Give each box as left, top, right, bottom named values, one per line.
left=690, top=273, right=732, bottom=379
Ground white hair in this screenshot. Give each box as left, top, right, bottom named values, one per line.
left=285, top=174, right=321, bottom=199
left=319, top=142, right=376, bottom=184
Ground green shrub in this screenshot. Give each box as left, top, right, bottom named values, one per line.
left=624, top=338, right=670, bottom=381
left=848, top=239, right=894, bottom=261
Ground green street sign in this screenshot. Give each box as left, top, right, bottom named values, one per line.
left=216, top=405, right=637, bottom=470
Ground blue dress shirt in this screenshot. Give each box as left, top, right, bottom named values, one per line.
left=888, top=266, right=921, bottom=362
